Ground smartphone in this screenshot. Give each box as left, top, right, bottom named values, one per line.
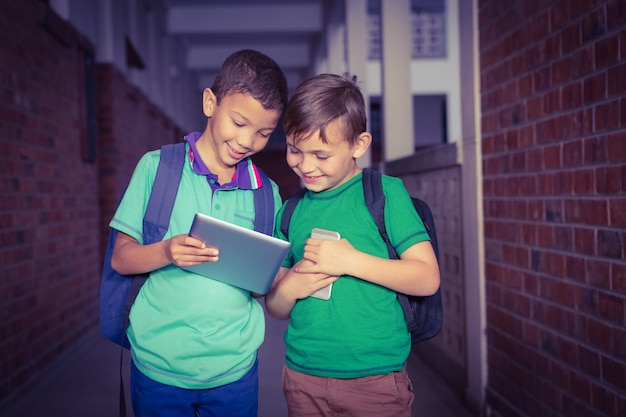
left=308, top=228, right=340, bottom=300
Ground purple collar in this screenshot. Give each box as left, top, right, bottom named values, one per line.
left=184, top=132, right=256, bottom=190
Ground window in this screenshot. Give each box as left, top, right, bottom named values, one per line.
left=413, top=94, right=447, bottom=148
left=367, top=0, right=381, bottom=60
left=367, top=0, right=446, bottom=60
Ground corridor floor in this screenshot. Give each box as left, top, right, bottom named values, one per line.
left=3, top=308, right=475, bottom=417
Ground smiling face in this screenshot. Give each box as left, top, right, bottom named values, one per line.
left=286, top=118, right=371, bottom=193
left=200, top=89, right=281, bottom=177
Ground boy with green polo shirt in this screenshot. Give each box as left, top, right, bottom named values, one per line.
left=265, top=73, right=440, bottom=417
left=109, top=49, right=287, bottom=417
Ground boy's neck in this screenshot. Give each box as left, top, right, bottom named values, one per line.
left=195, top=134, right=237, bottom=185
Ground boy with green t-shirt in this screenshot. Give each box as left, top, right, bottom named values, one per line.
left=110, top=49, right=287, bottom=417
left=265, top=73, right=440, bottom=417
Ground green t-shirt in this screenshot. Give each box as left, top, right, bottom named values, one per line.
left=276, top=172, right=429, bottom=378
left=110, top=143, right=281, bottom=389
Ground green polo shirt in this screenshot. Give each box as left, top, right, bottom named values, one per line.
left=110, top=138, right=281, bottom=389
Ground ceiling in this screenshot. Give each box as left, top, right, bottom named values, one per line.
left=164, top=0, right=331, bottom=89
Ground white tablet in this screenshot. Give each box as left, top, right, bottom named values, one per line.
left=183, top=213, right=290, bottom=294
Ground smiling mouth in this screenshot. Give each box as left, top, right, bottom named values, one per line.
left=302, top=174, right=323, bottom=183
left=227, top=143, right=247, bottom=158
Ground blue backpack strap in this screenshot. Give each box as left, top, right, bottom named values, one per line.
left=279, top=188, right=307, bottom=239
left=124, top=142, right=187, bottom=335
left=117, top=141, right=186, bottom=417
left=253, top=168, right=275, bottom=235
left=142, top=142, right=187, bottom=242
left=125, top=142, right=187, bottom=317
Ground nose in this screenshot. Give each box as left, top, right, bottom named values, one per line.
left=236, top=130, right=256, bottom=150
left=298, top=154, right=315, bottom=174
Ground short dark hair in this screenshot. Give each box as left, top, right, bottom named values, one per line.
left=283, top=73, right=367, bottom=146
left=211, top=49, right=288, bottom=113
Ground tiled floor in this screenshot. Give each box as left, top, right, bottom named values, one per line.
left=2, top=309, right=475, bottom=417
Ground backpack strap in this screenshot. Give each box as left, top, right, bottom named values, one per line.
left=362, top=168, right=398, bottom=259
left=412, top=198, right=440, bottom=260
left=361, top=168, right=416, bottom=332
left=127, top=142, right=187, bottom=317
left=280, top=188, right=307, bottom=239
left=118, top=141, right=186, bottom=417
left=253, top=168, right=275, bottom=236
left=142, top=142, right=187, bottom=243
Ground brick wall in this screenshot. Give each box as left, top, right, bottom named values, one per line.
left=97, top=63, right=185, bottom=252
left=0, top=0, right=101, bottom=400
left=479, top=1, right=626, bottom=416
left=0, top=0, right=185, bottom=402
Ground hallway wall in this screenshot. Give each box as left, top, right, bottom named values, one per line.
left=96, top=63, right=185, bottom=252
left=479, top=1, right=626, bottom=416
left=0, top=0, right=187, bottom=402
left=0, top=0, right=103, bottom=400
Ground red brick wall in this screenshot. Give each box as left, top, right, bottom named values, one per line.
left=0, top=0, right=101, bottom=399
left=97, top=64, right=185, bottom=252
left=479, top=1, right=626, bottom=416
left=0, top=0, right=183, bottom=402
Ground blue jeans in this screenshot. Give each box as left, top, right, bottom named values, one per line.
left=130, top=359, right=258, bottom=417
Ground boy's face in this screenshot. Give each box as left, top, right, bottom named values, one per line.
left=203, top=90, right=281, bottom=168
left=286, top=119, right=370, bottom=193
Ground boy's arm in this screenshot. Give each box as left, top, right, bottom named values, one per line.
left=265, top=264, right=338, bottom=320
left=111, top=231, right=219, bottom=275
left=297, top=238, right=440, bottom=296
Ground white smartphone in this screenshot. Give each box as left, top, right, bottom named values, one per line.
left=308, top=228, right=340, bottom=300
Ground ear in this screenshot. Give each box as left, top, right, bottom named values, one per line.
left=352, top=132, right=372, bottom=159
left=203, top=88, right=217, bottom=117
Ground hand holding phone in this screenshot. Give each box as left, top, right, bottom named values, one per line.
left=308, top=228, right=340, bottom=300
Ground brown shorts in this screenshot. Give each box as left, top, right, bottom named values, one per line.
left=281, top=365, right=414, bottom=417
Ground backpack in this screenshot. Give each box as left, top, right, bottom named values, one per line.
left=279, top=167, right=443, bottom=344
left=99, top=142, right=276, bottom=349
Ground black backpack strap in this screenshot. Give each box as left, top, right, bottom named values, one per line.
left=362, top=168, right=415, bottom=331
left=412, top=198, right=439, bottom=261
left=279, top=188, right=307, bottom=239
left=362, top=168, right=397, bottom=260
left=253, top=168, right=275, bottom=236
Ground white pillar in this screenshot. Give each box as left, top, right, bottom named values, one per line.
left=380, top=0, right=413, bottom=162
left=325, top=0, right=346, bottom=74
left=459, top=0, right=487, bottom=411
left=346, top=0, right=371, bottom=167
